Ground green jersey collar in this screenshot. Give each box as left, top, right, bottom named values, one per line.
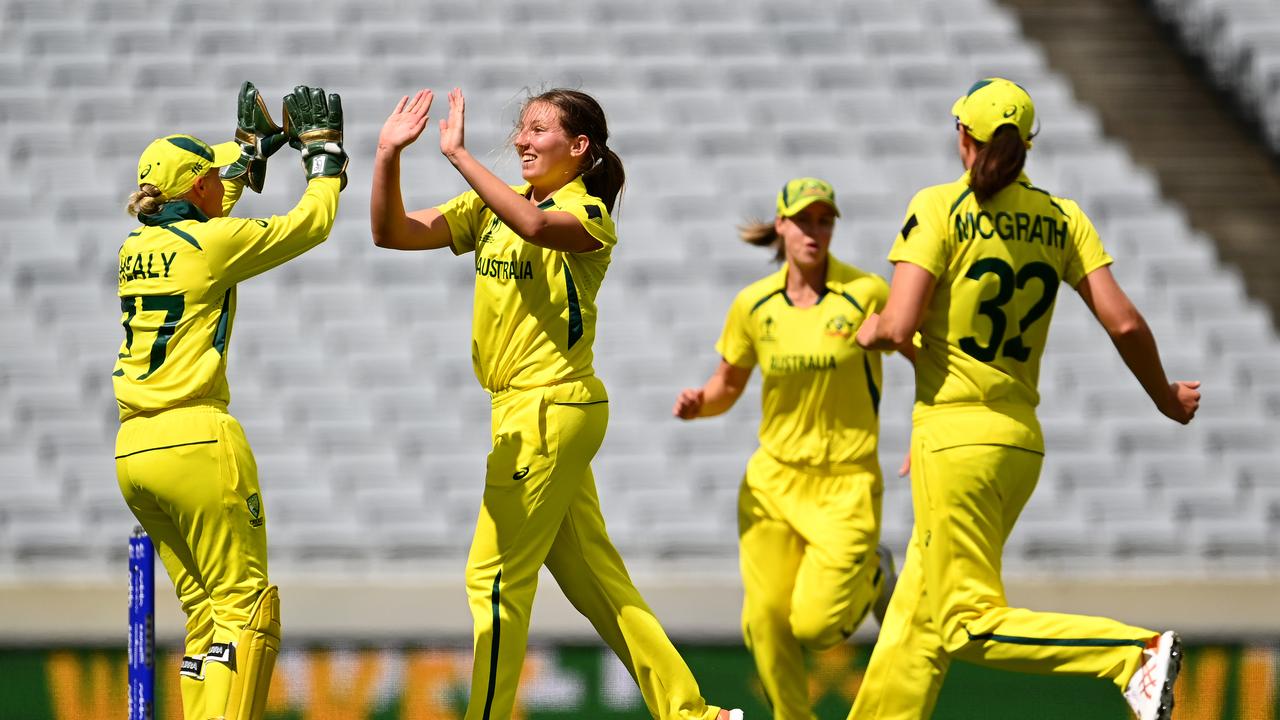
left=519, top=175, right=590, bottom=209
left=138, top=199, right=209, bottom=227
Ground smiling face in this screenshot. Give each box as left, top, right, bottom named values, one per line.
left=513, top=101, right=589, bottom=192
left=776, top=201, right=836, bottom=271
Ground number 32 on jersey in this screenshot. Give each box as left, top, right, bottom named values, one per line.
left=959, top=258, right=1059, bottom=363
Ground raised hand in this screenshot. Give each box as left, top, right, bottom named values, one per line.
left=282, top=85, right=348, bottom=188
left=379, top=90, right=433, bottom=153
left=221, top=81, right=288, bottom=193
left=439, top=88, right=466, bottom=160
left=855, top=312, right=881, bottom=350
left=673, top=388, right=705, bottom=420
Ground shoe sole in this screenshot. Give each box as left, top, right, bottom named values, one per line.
left=1157, top=632, right=1183, bottom=720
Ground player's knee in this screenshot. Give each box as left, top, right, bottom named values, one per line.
left=182, top=610, right=215, bottom=657
left=742, top=595, right=791, bottom=639
left=790, top=602, right=860, bottom=650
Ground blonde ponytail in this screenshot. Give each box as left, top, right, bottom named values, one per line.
left=127, top=184, right=165, bottom=217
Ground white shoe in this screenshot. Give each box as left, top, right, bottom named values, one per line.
left=1123, top=631, right=1182, bottom=720
left=872, top=543, right=898, bottom=625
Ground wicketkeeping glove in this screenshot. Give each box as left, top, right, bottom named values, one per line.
left=282, top=85, right=348, bottom=189
left=220, top=81, right=289, bottom=193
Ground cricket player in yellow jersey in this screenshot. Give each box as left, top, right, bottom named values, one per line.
left=674, top=178, right=905, bottom=720
left=370, top=87, right=742, bottom=720
left=850, top=78, right=1200, bottom=720
left=114, top=82, right=346, bottom=720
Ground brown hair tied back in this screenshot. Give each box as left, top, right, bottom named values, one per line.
left=969, top=124, right=1027, bottom=203
left=127, top=184, right=165, bottom=217
left=523, top=89, right=626, bottom=213
left=739, top=219, right=785, bottom=263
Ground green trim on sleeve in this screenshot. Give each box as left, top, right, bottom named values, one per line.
left=163, top=225, right=202, bottom=251
left=837, top=290, right=865, bottom=314
left=749, top=288, right=784, bottom=315
left=948, top=187, right=974, bottom=216
left=1018, top=182, right=1069, bottom=216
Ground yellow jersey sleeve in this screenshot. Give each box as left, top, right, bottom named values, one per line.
left=204, top=177, right=340, bottom=284
left=220, top=178, right=244, bottom=216
left=866, top=272, right=890, bottom=314
left=1060, top=199, right=1113, bottom=287
left=887, top=186, right=952, bottom=277
left=436, top=189, right=488, bottom=255
left=715, top=290, right=757, bottom=369
left=551, top=195, right=617, bottom=255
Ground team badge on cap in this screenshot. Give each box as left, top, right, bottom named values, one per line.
left=136, top=134, right=240, bottom=199
left=951, top=78, right=1036, bottom=147
left=776, top=177, right=841, bottom=218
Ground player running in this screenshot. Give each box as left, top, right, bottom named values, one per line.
left=370, top=87, right=742, bottom=720
left=114, top=83, right=346, bottom=720
left=673, top=178, right=902, bottom=720
left=849, top=78, right=1199, bottom=720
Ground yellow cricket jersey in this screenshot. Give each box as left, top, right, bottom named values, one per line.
left=437, top=176, right=616, bottom=397
left=888, top=171, right=1112, bottom=449
left=717, top=257, right=890, bottom=468
left=113, top=178, right=340, bottom=421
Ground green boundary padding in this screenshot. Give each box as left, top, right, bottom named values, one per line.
left=8, top=643, right=1274, bottom=719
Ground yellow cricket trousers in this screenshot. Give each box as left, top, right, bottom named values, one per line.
left=465, top=379, right=722, bottom=720
left=739, top=448, right=884, bottom=720
left=116, top=400, right=271, bottom=720
left=848, top=422, right=1154, bottom=719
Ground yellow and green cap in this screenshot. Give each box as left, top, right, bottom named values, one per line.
left=776, top=177, right=840, bottom=218
left=136, top=134, right=240, bottom=199
left=951, top=78, right=1036, bottom=147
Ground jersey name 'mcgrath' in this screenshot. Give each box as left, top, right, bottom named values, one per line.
left=954, top=211, right=1068, bottom=249
left=475, top=253, right=535, bottom=280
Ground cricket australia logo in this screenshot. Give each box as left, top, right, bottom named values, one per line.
left=246, top=493, right=264, bottom=528
left=824, top=314, right=854, bottom=339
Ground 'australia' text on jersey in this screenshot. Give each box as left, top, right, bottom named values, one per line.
left=475, top=253, right=534, bottom=281
left=769, top=353, right=837, bottom=374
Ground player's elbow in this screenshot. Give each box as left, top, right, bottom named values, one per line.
left=1101, top=306, right=1147, bottom=341
left=371, top=228, right=395, bottom=248
left=517, top=216, right=555, bottom=245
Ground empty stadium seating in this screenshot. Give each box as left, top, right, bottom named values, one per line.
left=2, top=0, right=1278, bottom=584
